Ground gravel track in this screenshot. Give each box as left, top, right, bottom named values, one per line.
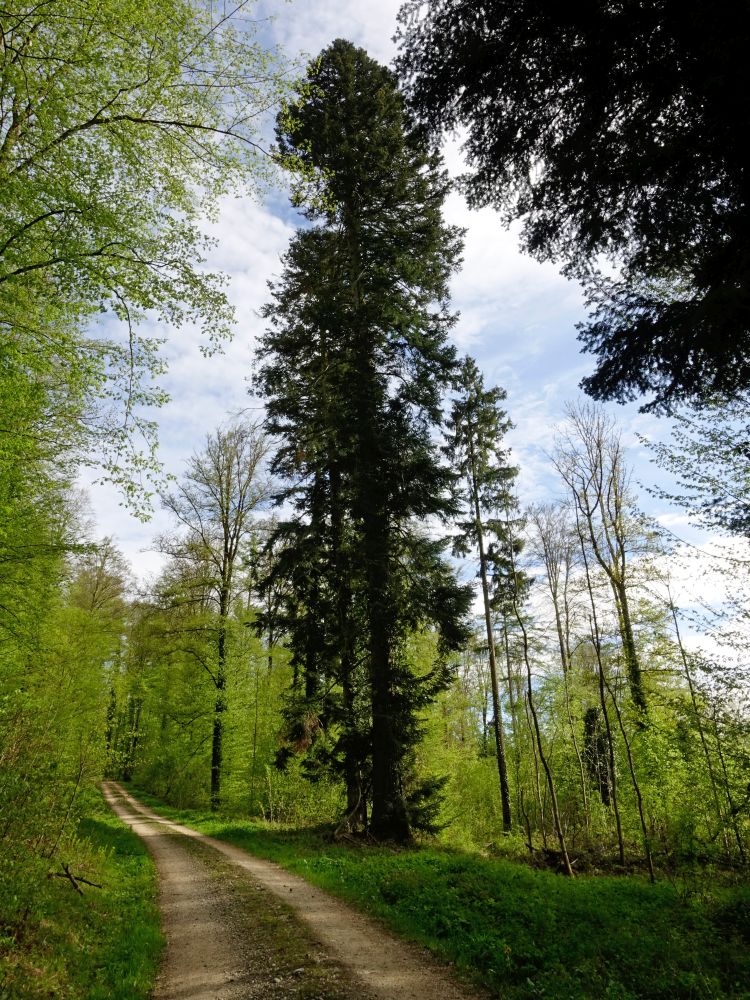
left=102, top=782, right=485, bottom=1000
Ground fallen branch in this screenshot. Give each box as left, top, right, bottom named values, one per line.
left=48, top=863, right=102, bottom=893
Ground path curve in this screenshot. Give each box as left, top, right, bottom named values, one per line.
left=103, top=782, right=486, bottom=1000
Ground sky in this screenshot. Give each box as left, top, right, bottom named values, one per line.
left=76, top=0, right=741, bottom=637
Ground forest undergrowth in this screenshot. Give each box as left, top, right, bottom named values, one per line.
left=131, top=785, right=750, bottom=1000
left=0, top=788, right=162, bottom=1000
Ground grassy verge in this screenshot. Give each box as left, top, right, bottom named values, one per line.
left=130, top=785, right=749, bottom=1000
left=0, top=786, right=162, bottom=1000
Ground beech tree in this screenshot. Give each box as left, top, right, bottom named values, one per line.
left=160, top=420, right=272, bottom=808
left=0, top=0, right=288, bottom=510
left=257, top=39, right=472, bottom=842
left=642, top=393, right=750, bottom=537
left=554, top=403, right=649, bottom=716
left=528, top=505, right=590, bottom=818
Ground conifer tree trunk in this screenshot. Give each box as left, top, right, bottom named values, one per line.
left=358, top=359, right=410, bottom=842
left=471, top=457, right=512, bottom=831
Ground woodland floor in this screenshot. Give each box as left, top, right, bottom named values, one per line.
left=102, top=783, right=487, bottom=1000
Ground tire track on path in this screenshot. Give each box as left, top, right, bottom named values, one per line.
left=102, top=782, right=485, bottom=1000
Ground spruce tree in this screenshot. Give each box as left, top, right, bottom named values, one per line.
left=444, top=357, right=518, bottom=831
left=256, top=39, right=471, bottom=841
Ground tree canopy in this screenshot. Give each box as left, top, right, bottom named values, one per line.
left=396, top=1, right=750, bottom=412
left=0, top=0, right=287, bottom=508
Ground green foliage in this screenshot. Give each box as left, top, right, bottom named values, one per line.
left=118, top=584, right=315, bottom=819
left=0, top=0, right=288, bottom=511
left=397, top=1, right=750, bottom=411
left=642, top=393, right=750, bottom=536
left=156, top=420, right=272, bottom=807
left=0, top=787, right=161, bottom=1000
left=121, top=792, right=750, bottom=999
left=0, top=529, right=133, bottom=940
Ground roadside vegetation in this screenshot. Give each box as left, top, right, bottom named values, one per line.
left=0, top=788, right=161, bottom=1000
left=130, top=787, right=750, bottom=1000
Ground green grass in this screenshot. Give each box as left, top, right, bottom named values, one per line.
left=131, top=785, right=750, bottom=1000
left=0, top=787, right=162, bottom=1000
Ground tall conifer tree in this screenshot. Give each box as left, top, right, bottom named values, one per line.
left=256, top=39, right=471, bottom=841
left=444, top=357, right=518, bottom=831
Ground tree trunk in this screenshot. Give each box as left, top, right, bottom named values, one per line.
left=211, top=594, right=229, bottom=810
left=669, top=595, right=735, bottom=860
left=612, top=581, right=647, bottom=716
left=366, top=505, right=410, bottom=843
left=505, top=509, right=573, bottom=874
left=330, top=462, right=365, bottom=831
left=575, top=510, right=625, bottom=864
left=551, top=585, right=590, bottom=827
left=469, top=454, right=512, bottom=831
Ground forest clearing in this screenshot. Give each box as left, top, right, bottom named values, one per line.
left=1, top=1, right=749, bottom=998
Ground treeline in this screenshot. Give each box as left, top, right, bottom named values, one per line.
left=106, top=404, right=749, bottom=873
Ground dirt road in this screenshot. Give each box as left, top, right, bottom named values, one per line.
left=102, top=782, right=485, bottom=1000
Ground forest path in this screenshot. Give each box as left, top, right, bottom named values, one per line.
left=102, top=782, right=486, bottom=1000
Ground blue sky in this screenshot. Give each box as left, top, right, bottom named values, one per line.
left=78, top=0, right=720, bottom=613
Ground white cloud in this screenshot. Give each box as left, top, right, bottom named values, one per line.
left=260, top=0, right=402, bottom=64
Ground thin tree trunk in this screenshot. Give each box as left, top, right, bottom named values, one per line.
left=519, top=787, right=534, bottom=855
left=593, top=635, right=625, bottom=864
left=575, top=511, right=625, bottom=864
left=249, top=658, right=260, bottom=813
left=602, top=670, right=655, bottom=882
left=712, top=706, right=747, bottom=863
left=468, top=448, right=512, bottom=831
left=211, top=592, right=229, bottom=811
left=503, top=621, right=524, bottom=825
left=552, top=596, right=590, bottom=829
left=505, top=509, right=573, bottom=874
left=668, top=593, right=732, bottom=859
left=524, top=692, right=547, bottom=848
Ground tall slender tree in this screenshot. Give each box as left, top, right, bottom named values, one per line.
left=257, top=39, right=471, bottom=841
left=160, top=419, right=272, bottom=808
left=554, top=403, right=649, bottom=716
left=444, top=357, right=517, bottom=831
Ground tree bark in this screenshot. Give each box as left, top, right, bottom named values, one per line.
left=469, top=450, right=512, bottom=831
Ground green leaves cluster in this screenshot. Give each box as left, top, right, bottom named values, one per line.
left=1, top=0, right=288, bottom=509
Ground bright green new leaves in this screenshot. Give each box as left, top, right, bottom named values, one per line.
left=1, top=0, right=283, bottom=329
left=0, top=0, right=288, bottom=509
